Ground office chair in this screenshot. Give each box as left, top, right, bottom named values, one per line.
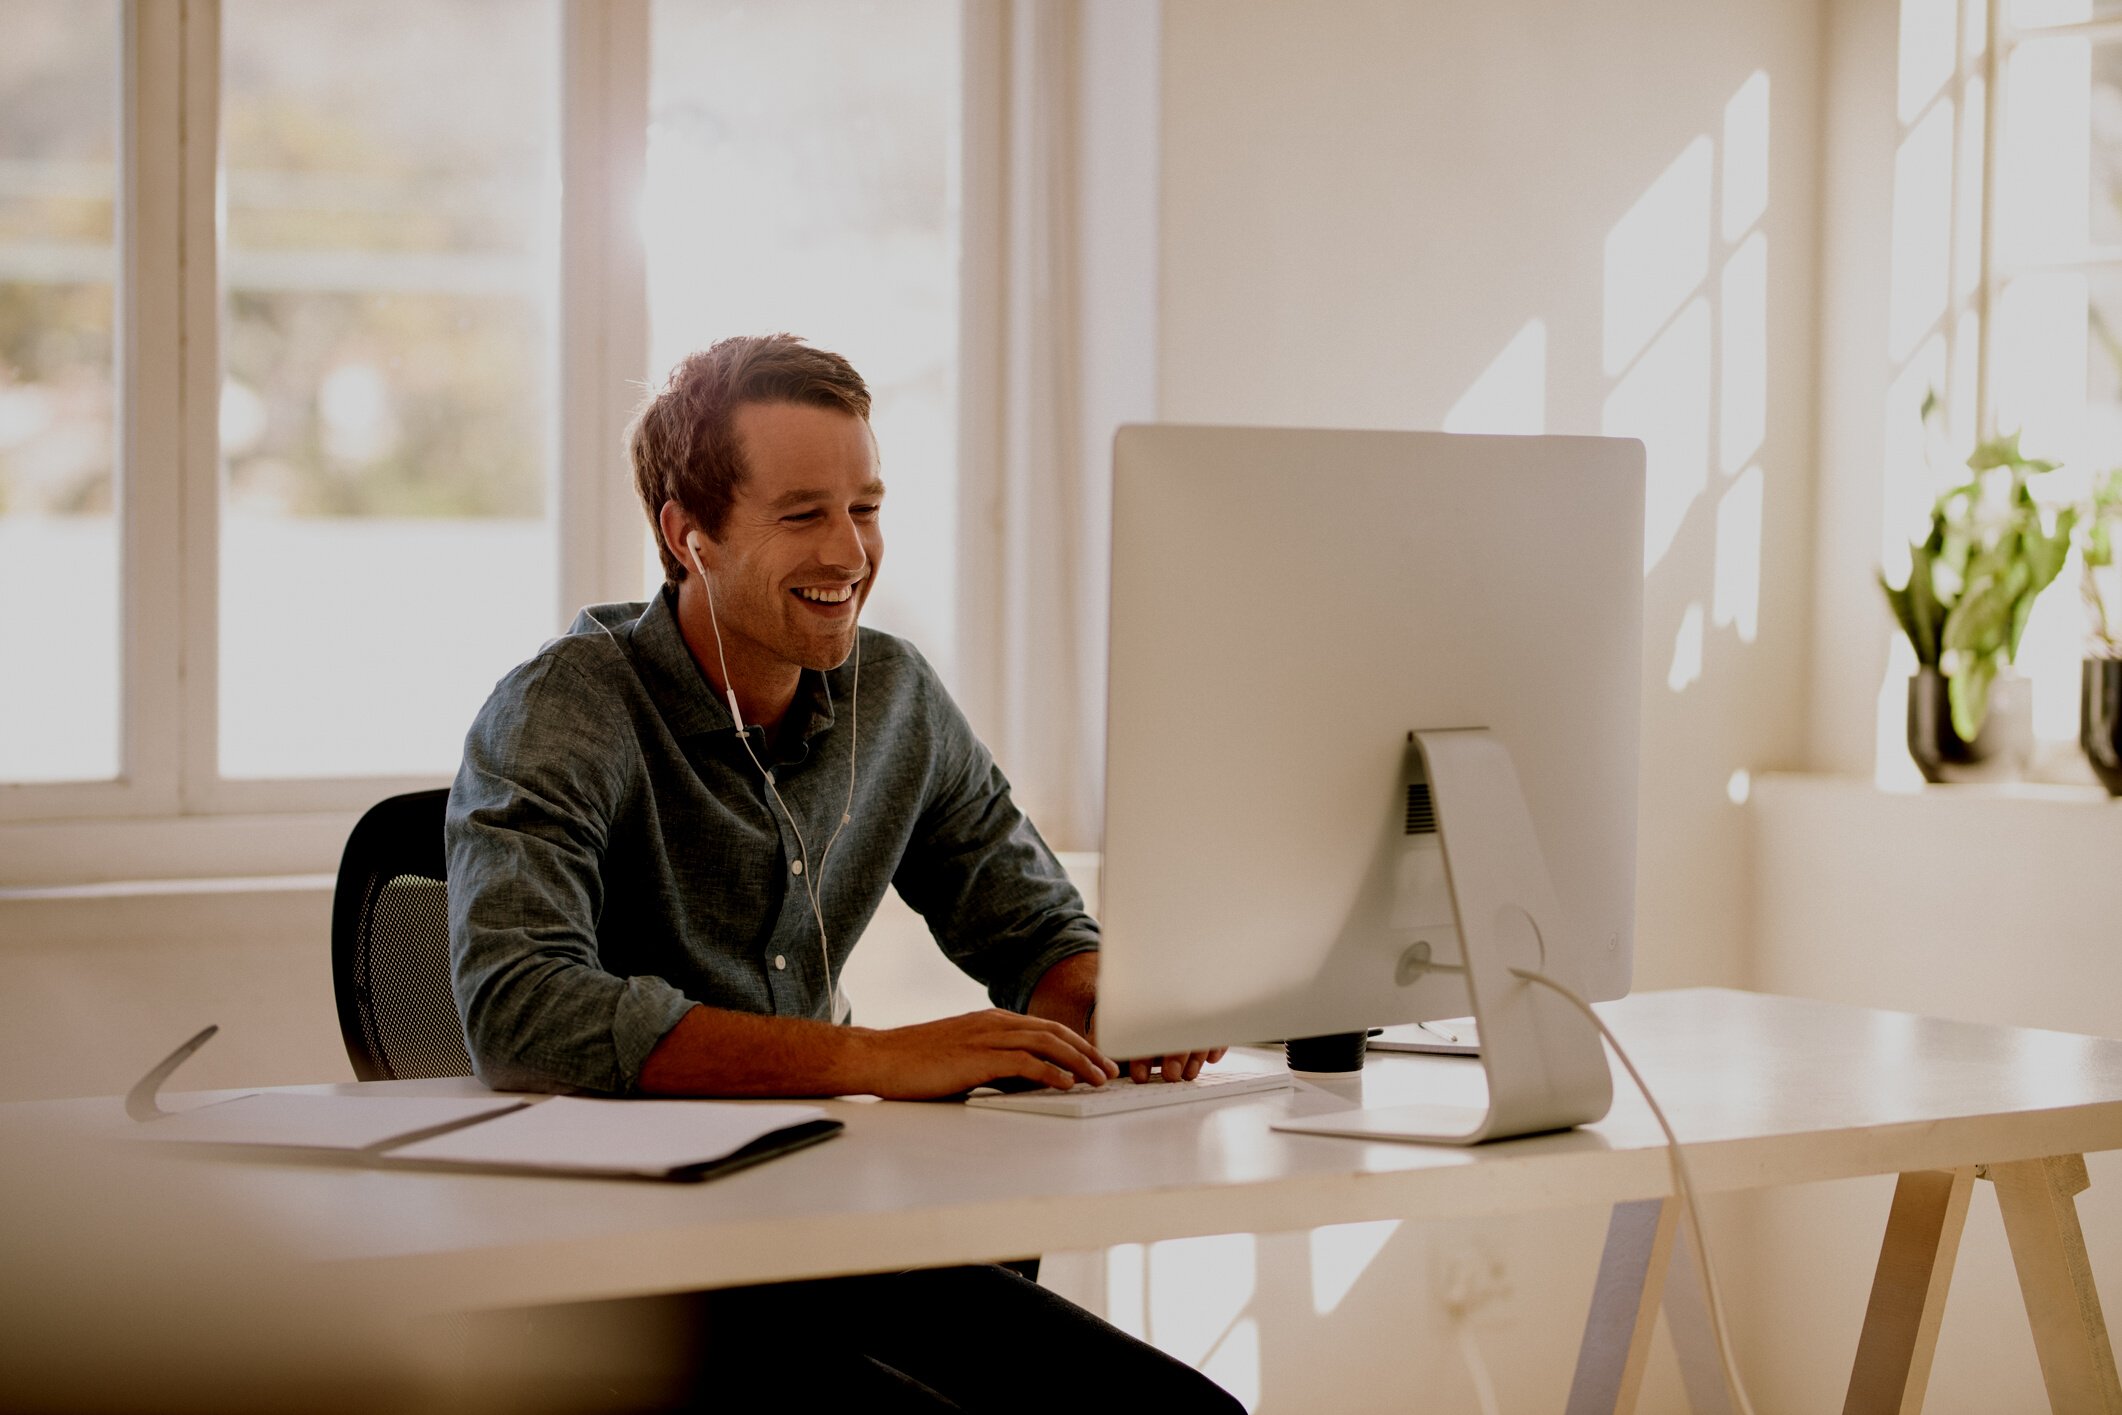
left=331, top=788, right=473, bottom=1082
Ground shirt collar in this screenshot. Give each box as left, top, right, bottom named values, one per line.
left=631, top=586, right=840, bottom=749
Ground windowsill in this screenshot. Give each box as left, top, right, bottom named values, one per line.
left=1750, top=770, right=2119, bottom=810
left=0, top=873, right=335, bottom=905
left=0, top=811, right=364, bottom=890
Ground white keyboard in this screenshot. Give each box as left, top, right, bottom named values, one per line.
left=964, top=1069, right=1292, bottom=1118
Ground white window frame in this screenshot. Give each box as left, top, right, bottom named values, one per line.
left=0, top=0, right=652, bottom=828
left=1980, top=0, right=2122, bottom=419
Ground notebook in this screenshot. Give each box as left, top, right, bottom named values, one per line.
left=129, top=1093, right=841, bottom=1183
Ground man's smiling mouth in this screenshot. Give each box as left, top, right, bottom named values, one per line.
left=794, top=583, right=859, bottom=604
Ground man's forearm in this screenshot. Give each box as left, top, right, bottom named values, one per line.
left=1024, top=950, right=1099, bottom=1039
left=636, top=1003, right=874, bottom=1097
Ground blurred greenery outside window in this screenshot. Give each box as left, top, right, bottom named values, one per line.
left=0, top=0, right=119, bottom=784
left=218, top=0, right=560, bottom=780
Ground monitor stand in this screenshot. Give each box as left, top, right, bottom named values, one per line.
left=1272, top=729, right=1614, bottom=1145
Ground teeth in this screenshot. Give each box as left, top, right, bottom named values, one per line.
left=796, top=586, right=854, bottom=603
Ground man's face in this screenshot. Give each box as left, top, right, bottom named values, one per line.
left=695, top=400, right=883, bottom=678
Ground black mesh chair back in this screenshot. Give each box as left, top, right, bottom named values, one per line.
left=332, top=788, right=474, bottom=1082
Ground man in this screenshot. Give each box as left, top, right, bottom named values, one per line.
left=447, top=334, right=1238, bottom=1411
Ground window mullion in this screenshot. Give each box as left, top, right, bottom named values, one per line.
left=558, top=0, right=651, bottom=619
left=120, top=0, right=185, bottom=814
left=1975, top=0, right=2004, bottom=440
left=173, top=0, right=221, bottom=812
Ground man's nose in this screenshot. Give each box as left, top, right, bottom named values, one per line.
left=823, top=511, right=868, bottom=575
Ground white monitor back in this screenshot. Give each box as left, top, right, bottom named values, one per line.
left=1095, top=425, right=1645, bottom=1061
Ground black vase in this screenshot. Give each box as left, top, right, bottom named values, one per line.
left=1906, top=668, right=2030, bottom=783
left=2082, top=659, right=2122, bottom=796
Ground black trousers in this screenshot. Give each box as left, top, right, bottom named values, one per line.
left=618, top=1264, right=1247, bottom=1413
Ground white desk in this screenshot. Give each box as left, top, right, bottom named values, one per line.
left=30, top=988, right=2122, bottom=1412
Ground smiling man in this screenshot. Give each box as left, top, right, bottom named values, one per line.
left=445, top=334, right=1237, bottom=1410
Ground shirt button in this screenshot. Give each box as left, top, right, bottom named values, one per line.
left=790, top=860, right=804, bottom=876
left=773, top=954, right=787, bottom=971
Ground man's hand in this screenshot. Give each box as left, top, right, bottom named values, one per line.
left=852, top=1010, right=1118, bottom=1100
left=1026, top=951, right=1228, bottom=1085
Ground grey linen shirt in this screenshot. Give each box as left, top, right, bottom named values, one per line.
left=446, top=588, right=1099, bottom=1095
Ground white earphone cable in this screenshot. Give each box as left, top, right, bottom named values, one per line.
left=687, top=535, right=858, bottom=1025
left=1508, top=966, right=1756, bottom=1415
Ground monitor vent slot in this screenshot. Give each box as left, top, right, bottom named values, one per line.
left=1404, top=782, right=1437, bottom=836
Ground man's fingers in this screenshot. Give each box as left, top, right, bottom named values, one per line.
left=1181, top=1053, right=1205, bottom=1081
left=1129, top=1057, right=1151, bottom=1085
left=1001, top=1027, right=1110, bottom=1086
left=1014, top=1059, right=1077, bottom=1091
left=995, top=1012, right=1115, bottom=1076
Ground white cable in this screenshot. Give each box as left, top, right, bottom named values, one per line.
left=687, top=535, right=858, bottom=1025
left=1508, top=965, right=1757, bottom=1415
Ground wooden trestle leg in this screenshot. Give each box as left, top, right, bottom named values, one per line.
left=1843, top=1167, right=1976, bottom=1415
left=1989, top=1154, right=2122, bottom=1414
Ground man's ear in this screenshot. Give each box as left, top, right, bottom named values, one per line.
left=658, top=499, right=705, bottom=575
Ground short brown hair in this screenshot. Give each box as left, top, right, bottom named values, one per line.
left=628, top=334, right=872, bottom=583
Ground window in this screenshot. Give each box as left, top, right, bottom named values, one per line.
left=644, top=0, right=961, bottom=680
left=0, top=0, right=120, bottom=785
left=219, top=0, right=561, bottom=779
left=1928, top=0, right=2122, bottom=755
left=1, top=1, right=969, bottom=838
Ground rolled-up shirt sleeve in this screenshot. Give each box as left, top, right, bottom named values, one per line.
left=893, top=702, right=1100, bottom=1014
left=446, top=657, right=695, bottom=1094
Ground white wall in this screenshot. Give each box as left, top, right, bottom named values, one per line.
left=1156, top=0, right=1821, bottom=996
left=1142, top=2, right=1825, bottom=1408
left=1743, top=776, right=2122, bottom=1413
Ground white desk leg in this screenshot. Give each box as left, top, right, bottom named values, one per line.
left=1989, top=1154, right=2122, bottom=1413
left=1567, top=1198, right=1679, bottom=1415
left=1843, top=1167, right=1976, bottom=1415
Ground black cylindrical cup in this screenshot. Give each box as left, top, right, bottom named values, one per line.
left=1285, top=1030, right=1368, bottom=1074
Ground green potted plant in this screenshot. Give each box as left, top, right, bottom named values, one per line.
left=2081, top=467, right=2122, bottom=794
left=1880, top=425, right=2075, bottom=782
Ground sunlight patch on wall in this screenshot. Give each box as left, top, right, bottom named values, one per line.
left=1898, top=0, right=1959, bottom=123
left=1668, top=601, right=1706, bottom=693
left=1720, top=232, right=1769, bottom=474
left=1442, top=319, right=1547, bottom=435
left=1714, top=466, right=1765, bottom=644
left=1203, top=1318, right=1261, bottom=1412
left=1106, top=1242, right=1146, bottom=1337
left=1308, top=1218, right=1402, bottom=1316
left=1722, top=71, right=1771, bottom=241
left=1889, top=98, right=1956, bottom=363
left=1149, top=1233, right=1258, bottom=1368
left=1602, top=137, right=1712, bottom=376
left=1605, top=298, right=1711, bottom=574
left=1727, top=768, right=1752, bottom=805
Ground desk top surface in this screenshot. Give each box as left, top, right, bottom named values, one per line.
left=17, top=988, right=2122, bottom=1309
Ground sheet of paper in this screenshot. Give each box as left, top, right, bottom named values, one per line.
left=129, top=1093, right=524, bottom=1150
left=386, top=1096, right=830, bottom=1175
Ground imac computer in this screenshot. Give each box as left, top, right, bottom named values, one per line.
left=1093, top=425, right=1646, bottom=1144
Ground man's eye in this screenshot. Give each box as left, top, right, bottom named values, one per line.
left=783, top=511, right=822, bottom=524
left=853, top=504, right=881, bottom=517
